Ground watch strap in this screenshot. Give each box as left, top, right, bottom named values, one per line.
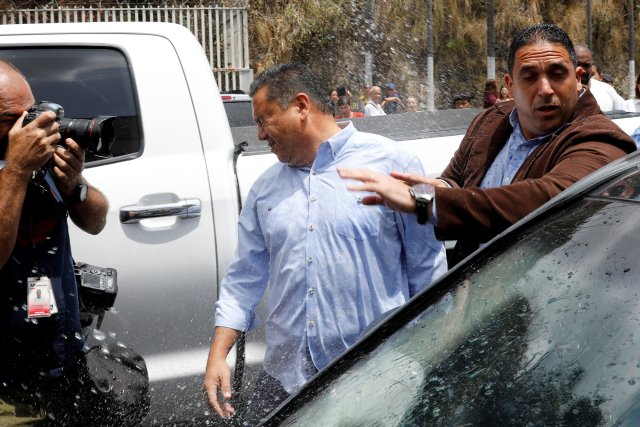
left=415, top=198, right=429, bottom=224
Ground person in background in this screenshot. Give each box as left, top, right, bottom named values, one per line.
left=601, top=73, right=615, bottom=88
left=360, top=83, right=371, bottom=106
left=591, top=63, right=603, bottom=81
left=630, top=74, right=640, bottom=113
left=364, top=85, right=386, bottom=116
left=335, top=95, right=364, bottom=119
left=337, top=84, right=362, bottom=113
left=382, top=82, right=403, bottom=114
left=405, top=96, right=421, bottom=112
left=483, top=79, right=499, bottom=108
left=327, top=89, right=339, bottom=117
left=575, top=44, right=628, bottom=112
left=338, top=23, right=635, bottom=267
left=204, top=62, right=446, bottom=425
left=452, top=93, right=472, bottom=109
left=498, top=85, right=511, bottom=101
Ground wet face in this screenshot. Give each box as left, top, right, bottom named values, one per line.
left=500, top=86, right=509, bottom=98
left=252, top=86, right=308, bottom=167
left=505, top=41, right=580, bottom=140
left=330, top=90, right=338, bottom=104
left=0, top=68, right=35, bottom=155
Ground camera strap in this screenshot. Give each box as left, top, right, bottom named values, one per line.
left=42, top=169, right=63, bottom=203
left=32, top=168, right=63, bottom=203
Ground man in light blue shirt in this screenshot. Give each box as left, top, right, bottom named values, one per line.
left=204, top=63, right=447, bottom=424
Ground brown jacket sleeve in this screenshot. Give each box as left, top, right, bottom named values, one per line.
left=434, top=111, right=636, bottom=243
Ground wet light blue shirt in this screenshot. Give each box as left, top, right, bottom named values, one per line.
left=481, top=109, right=553, bottom=188
left=215, top=122, right=447, bottom=393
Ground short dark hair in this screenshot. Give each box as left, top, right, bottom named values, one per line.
left=336, top=96, right=351, bottom=107
left=507, top=23, right=577, bottom=75
left=453, top=92, right=472, bottom=103
left=249, top=62, right=329, bottom=114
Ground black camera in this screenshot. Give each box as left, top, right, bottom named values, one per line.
left=74, top=261, right=118, bottom=311
left=23, top=101, right=116, bottom=157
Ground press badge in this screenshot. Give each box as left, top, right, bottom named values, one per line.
left=27, top=276, right=57, bottom=318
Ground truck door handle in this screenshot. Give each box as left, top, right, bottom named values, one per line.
left=119, top=198, right=201, bottom=224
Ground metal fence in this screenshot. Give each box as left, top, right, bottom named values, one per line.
left=0, top=4, right=252, bottom=92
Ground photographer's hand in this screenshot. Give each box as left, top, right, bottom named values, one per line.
left=54, top=138, right=109, bottom=235
left=5, top=110, right=60, bottom=177
left=52, top=138, right=85, bottom=196
left=0, top=110, right=60, bottom=268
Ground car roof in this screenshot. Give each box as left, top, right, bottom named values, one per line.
left=221, top=91, right=251, bottom=102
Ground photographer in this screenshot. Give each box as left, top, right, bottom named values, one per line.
left=0, top=60, right=108, bottom=424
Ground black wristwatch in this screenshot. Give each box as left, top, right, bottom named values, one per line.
left=408, top=183, right=435, bottom=225
left=70, top=180, right=88, bottom=203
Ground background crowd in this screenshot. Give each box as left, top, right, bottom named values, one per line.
left=327, top=44, right=640, bottom=117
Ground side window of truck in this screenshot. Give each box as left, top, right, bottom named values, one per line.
left=0, top=47, right=141, bottom=166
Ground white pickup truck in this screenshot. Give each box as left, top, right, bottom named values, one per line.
left=0, top=22, right=638, bottom=425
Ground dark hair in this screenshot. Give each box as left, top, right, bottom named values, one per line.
left=336, top=96, right=351, bottom=107
left=507, top=23, right=577, bottom=75
left=484, top=79, right=498, bottom=94
left=453, top=92, right=472, bottom=102
left=635, top=74, right=640, bottom=99
left=336, top=85, right=347, bottom=97
left=249, top=62, right=329, bottom=114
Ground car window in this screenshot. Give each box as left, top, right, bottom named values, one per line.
left=223, top=100, right=254, bottom=128
left=0, top=47, right=141, bottom=165
left=268, top=169, right=640, bottom=426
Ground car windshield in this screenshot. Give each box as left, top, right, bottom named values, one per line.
left=266, top=167, right=640, bottom=426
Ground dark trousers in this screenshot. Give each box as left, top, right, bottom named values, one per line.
left=241, top=370, right=290, bottom=426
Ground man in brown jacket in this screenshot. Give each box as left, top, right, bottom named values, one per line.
left=338, top=23, right=636, bottom=266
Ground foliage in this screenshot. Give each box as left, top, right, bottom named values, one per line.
left=0, top=0, right=633, bottom=108
left=250, top=0, right=638, bottom=109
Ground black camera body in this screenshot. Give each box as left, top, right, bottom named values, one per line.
left=74, top=261, right=118, bottom=311
left=23, top=101, right=116, bottom=157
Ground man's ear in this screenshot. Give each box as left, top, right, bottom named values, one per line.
left=504, top=73, right=513, bottom=96
left=293, top=93, right=311, bottom=120
left=575, top=67, right=584, bottom=91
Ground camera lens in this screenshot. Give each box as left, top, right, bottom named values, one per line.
left=59, top=116, right=115, bottom=157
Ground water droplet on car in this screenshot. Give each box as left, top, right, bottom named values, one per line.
left=93, top=330, right=106, bottom=341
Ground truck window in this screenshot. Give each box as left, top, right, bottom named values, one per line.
left=0, top=47, right=141, bottom=165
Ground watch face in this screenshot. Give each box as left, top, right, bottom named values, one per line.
left=412, top=183, right=435, bottom=199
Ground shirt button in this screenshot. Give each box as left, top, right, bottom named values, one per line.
left=310, top=196, right=317, bottom=202
left=308, top=225, right=314, bottom=231
left=312, top=169, right=317, bottom=175
left=308, top=288, right=315, bottom=295
left=308, top=320, right=315, bottom=327
left=503, top=177, right=510, bottom=184
left=307, top=256, right=313, bottom=264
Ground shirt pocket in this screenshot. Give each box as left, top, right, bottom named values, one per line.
left=334, top=188, right=389, bottom=241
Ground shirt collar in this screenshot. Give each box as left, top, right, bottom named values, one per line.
left=327, top=121, right=355, bottom=156
left=310, top=121, right=355, bottom=170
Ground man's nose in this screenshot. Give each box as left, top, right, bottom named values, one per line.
left=538, top=77, right=554, bottom=96
left=256, top=124, right=267, bottom=140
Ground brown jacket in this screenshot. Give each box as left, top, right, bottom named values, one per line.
left=436, top=90, right=636, bottom=265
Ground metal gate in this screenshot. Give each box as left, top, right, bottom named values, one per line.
left=0, top=4, right=252, bottom=92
